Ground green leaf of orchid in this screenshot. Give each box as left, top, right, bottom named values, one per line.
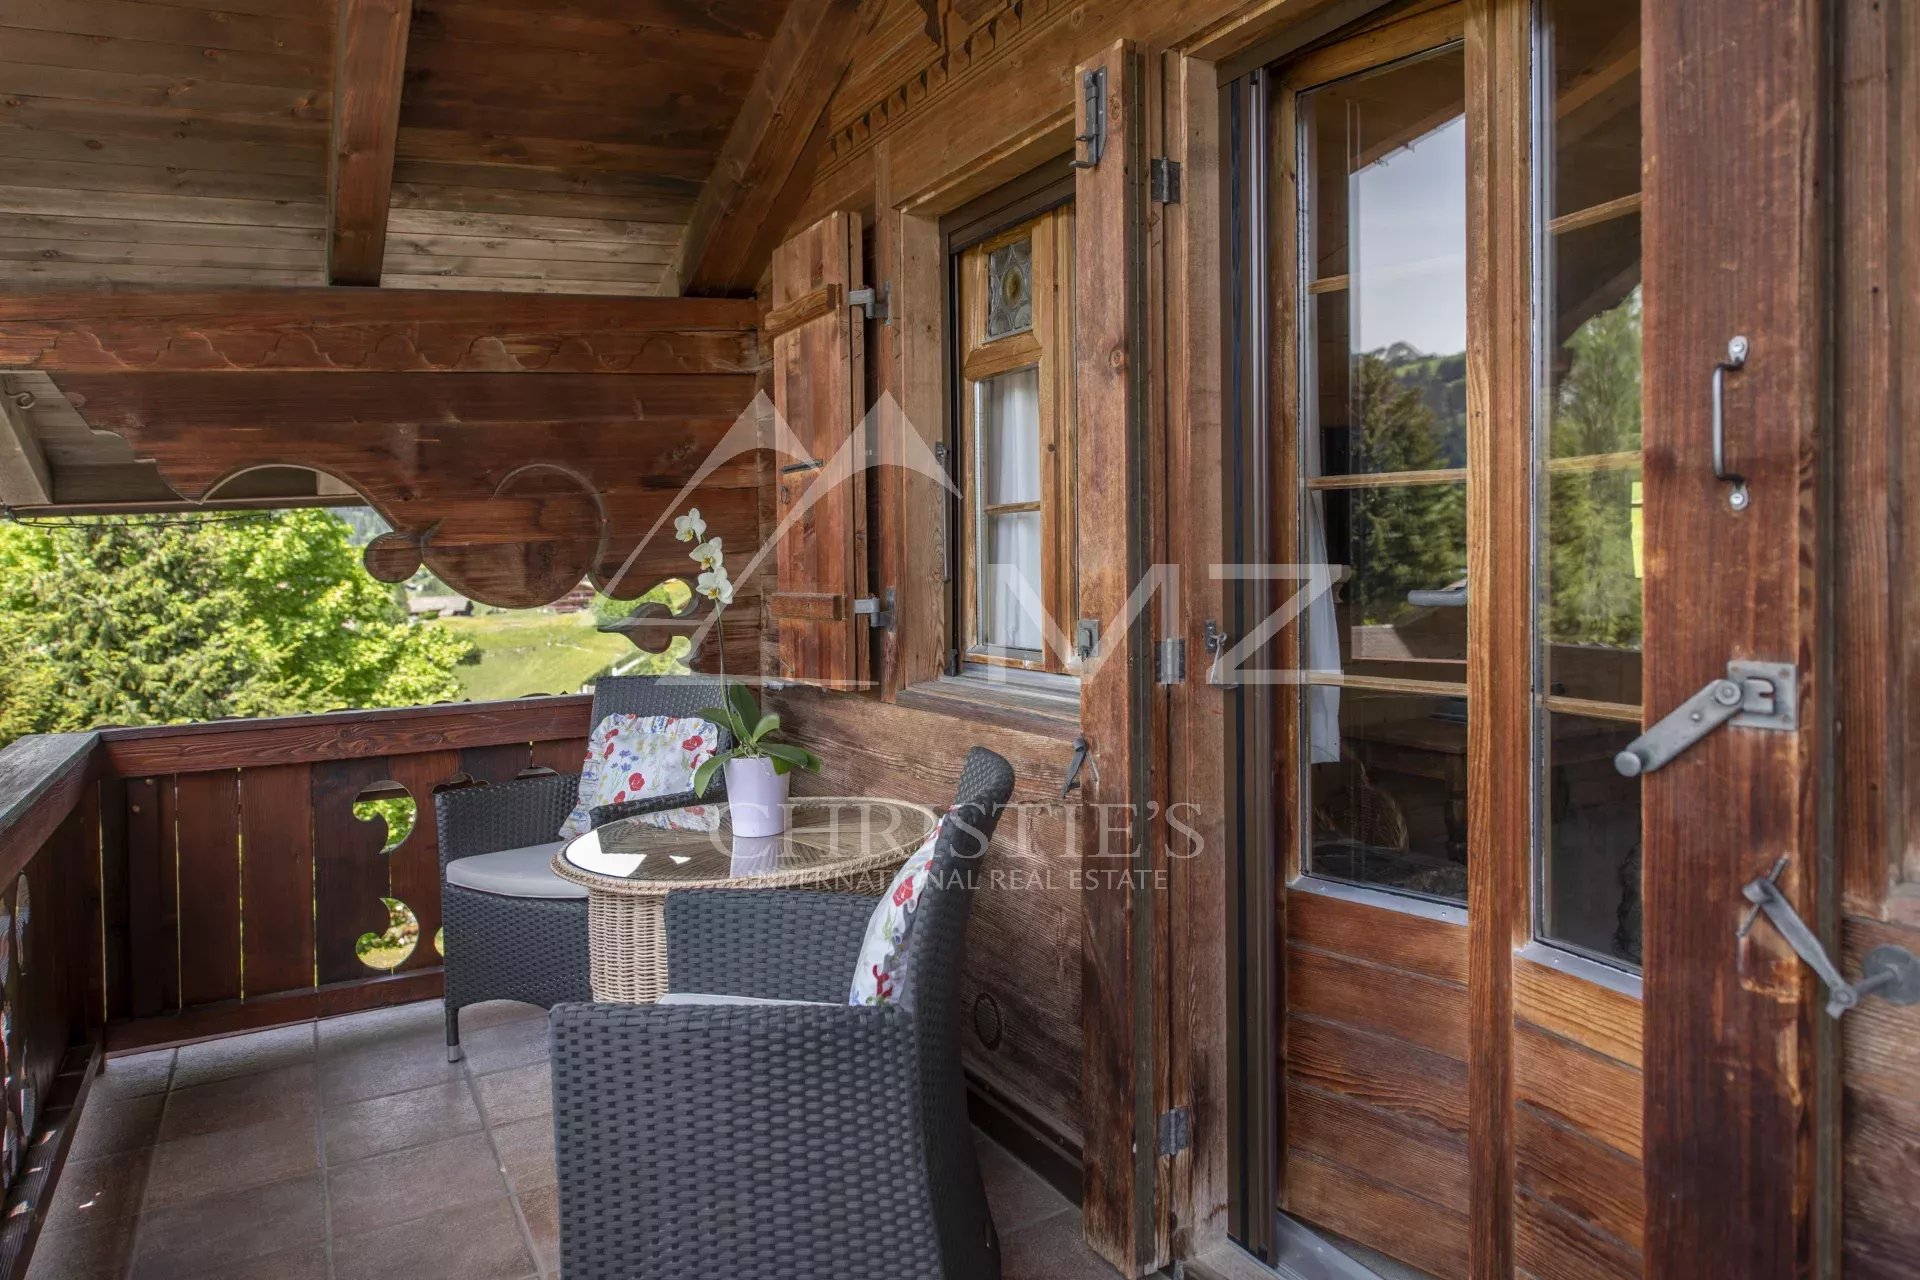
left=760, top=742, right=820, bottom=774
left=692, top=753, right=729, bottom=797
left=751, top=712, right=780, bottom=743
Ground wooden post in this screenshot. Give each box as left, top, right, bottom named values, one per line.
left=327, top=0, right=412, bottom=286
left=1076, top=38, right=1163, bottom=1278
left=1641, top=0, right=1832, bottom=1274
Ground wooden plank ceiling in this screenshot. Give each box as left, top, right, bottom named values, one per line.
left=0, top=0, right=810, bottom=296
left=0, top=0, right=903, bottom=515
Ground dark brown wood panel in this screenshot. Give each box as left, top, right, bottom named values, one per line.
left=328, top=0, right=412, bottom=284
left=1514, top=1104, right=1643, bottom=1257
left=1286, top=1151, right=1469, bottom=1280
left=1287, top=942, right=1469, bottom=1061
left=1286, top=1081, right=1470, bottom=1215
left=103, top=696, right=590, bottom=775
left=1513, top=958, right=1642, bottom=1071
left=1288, top=888, right=1469, bottom=986
left=1287, top=1015, right=1469, bottom=1137
left=172, top=770, right=242, bottom=1009
left=1515, top=1024, right=1641, bottom=1162
left=122, top=776, right=176, bottom=1019
left=528, top=737, right=588, bottom=776
left=768, top=211, right=867, bottom=689
left=312, top=756, right=396, bottom=988
left=238, top=763, right=317, bottom=1000
left=1073, top=38, right=1156, bottom=1276
left=384, top=750, right=463, bottom=975
left=1515, top=1190, right=1642, bottom=1280
left=1642, top=0, right=1830, bottom=1268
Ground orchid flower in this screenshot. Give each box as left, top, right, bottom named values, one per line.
left=696, top=567, right=735, bottom=606
left=674, top=509, right=707, bottom=543
left=689, top=538, right=724, bottom=573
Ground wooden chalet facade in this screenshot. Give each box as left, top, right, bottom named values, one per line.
left=0, top=1, right=1914, bottom=1278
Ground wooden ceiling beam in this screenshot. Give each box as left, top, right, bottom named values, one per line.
left=327, top=0, right=413, bottom=286
left=669, top=0, right=878, bottom=297
left=0, top=288, right=761, bottom=375
left=0, top=379, right=53, bottom=507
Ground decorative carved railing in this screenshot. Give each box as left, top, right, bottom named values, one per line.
left=92, top=696, right=595, bottom=1050
left=0, top=733, right=108, bottom=1280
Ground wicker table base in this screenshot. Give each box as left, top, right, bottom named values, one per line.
left=554, top=798, right=938, bottom=1005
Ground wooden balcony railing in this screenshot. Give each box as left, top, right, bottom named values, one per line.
left=0, top=732, right=108, bottom=1279
left=93, top=696, right=595, bottom=1049
left=0, top=696, right=602, bottom=1277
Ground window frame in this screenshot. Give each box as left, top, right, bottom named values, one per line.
left=943, top=175, right=1079, bottom=679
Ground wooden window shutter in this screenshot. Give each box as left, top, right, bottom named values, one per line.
left=767, top=211, right=869, bottom=690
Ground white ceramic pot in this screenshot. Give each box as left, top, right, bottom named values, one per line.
left=725, top=756, right=790, bottom=836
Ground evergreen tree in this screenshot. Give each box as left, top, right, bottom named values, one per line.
left=0, top=511, right=472, bottom=743
left=1347, top=352, right=1468, bottom=626
left=1545, top=289, right=1643, bottom=649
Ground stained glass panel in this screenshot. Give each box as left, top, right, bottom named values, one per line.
left=985, top=238, right=1034, bottom=338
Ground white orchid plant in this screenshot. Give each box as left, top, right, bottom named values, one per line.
left=672, top=507, right=821, bottom=796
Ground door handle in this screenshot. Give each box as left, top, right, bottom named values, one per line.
left=1712, top=335, right=1750, bottom=510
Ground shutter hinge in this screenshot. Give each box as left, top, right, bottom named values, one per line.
left=1072, top=68, right=1108, bottom=170
left=852, top=588, right=895, bottom=631
left=1157, top=1106, right=1191, bottom=1157
left=848, top=283, right=891, bottom=325
left=1150, top=158, right=1183, bottom=204
left=1155, top=636, right=1187, bottom=685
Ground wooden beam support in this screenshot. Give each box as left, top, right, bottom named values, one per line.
left=0, top=377, right=52, bottom=506
left=669, top=0, right=876, bottom=296
left=327, top=0, right=413, bottom=286
left=0, top=289, right=760, bottom=374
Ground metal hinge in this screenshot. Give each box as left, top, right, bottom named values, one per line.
left=852, top=588, right=895, bottom=631
left=1157, top=1107, right=1191, bottom=1157
left=1614, top=660, right=1797, bottom=777
left=1155, top=637, right=1187, bottom=685
left=1150, top=158, right=1183, bottom=204
left=1072, top=68, right=1107, bottom=170
left=1740, top=858, right=1920, bottom=1018
left=1203, top=620, right=1236, bottom=690
left=849, top=283, right=890, bottom=325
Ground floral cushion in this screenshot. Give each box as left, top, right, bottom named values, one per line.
left=849, top=816, right=945, bottom=1006
left=557, top=714, right=722, bottom=839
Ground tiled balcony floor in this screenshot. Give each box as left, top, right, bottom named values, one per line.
left=28, top=1000, right=1116, bottom=1280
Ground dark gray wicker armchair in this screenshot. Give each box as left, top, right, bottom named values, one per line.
left=549, top=746, right=1017, bottom=1280
left=434, top=675, right=730, bottom=1061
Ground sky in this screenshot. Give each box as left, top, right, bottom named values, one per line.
left=1348, top=115, right=1469, bottom=356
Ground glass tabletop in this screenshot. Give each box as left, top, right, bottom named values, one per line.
left=556, top=797, right=938, bottom=887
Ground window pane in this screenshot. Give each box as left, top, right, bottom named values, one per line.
left=977, top=366, right=1041, bottom=507
left=1541, top=712, right=1642, bottom=965
left=1309, top=689, right=1469, bottom=905
left=1537, top=0, right=1643, bottom=968
left=986, top=237, right=1035, bottom=339
left=1298, top=44, right=1472, bottom=901
left=980, top=511, right=1042, bottom=651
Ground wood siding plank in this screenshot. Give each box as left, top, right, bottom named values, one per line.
left=311, top=757, right=394, bottom=988
left=238, top=763, right=316, bottom=1000
left=172, top=770, right=242, bottom=1008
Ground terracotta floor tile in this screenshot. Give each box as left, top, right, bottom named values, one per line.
left=128, top=1173, right=325, bottom=1280
left=978, top=1134, right=1074, bottom=1235
left=171, top=1024, right=315, bottom=1091
left=319, top=1038, right=464, bottom=1108
left=473, top=1061, right=551, bottom=1127
left=42, top=1149, right=152, bottom=1232
left=333, top=1195, right=537, bottom=1280
left=20, top=1216, right=135, bottom=1280
left=489, top=1115, right=556, bottom=1195
left=1000, top=1209, right=1123, bottom=1280
left=324, top=1078, right=484, bottom=1166
left=65, top=1094, right=164, bottom=1161
left=189, top=1243, right=330, bottom=1280
left=155, top=1064, right=316, bottom=1143
left=87, top=1051, right=173, bottom=1101
left=460, top=1015, right=550, bottom=1076
left=515, top=1183, right=560, bottom=1276
left=326, top=1130, right=507, bottom=1237
left=143, top=1114, right=319, bottom=1209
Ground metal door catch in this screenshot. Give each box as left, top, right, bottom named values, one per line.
left=1614, top=660, right=1797, bottom=777
left=1073, top=68, right=1107, bottom=170
left=852, top=589, right=894, bottom=630
left=1739, top=860, right=1920, bottom=1019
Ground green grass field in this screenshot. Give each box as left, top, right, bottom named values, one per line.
left=430, top=612, right=636, bottom=702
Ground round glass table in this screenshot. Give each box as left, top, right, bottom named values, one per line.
left=551, top=797, right=939, bottom=1003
